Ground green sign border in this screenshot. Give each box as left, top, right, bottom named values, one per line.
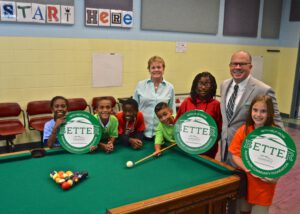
left=58, top=111, right=101, bottom=154
left=174, top=110, right=218, bottom=154
left=241, top=126, right=297, bottom=178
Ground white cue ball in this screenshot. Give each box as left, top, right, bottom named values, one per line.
left=126, top=161, right=134, bottom=168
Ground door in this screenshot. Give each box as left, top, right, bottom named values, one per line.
left=290, top=39, right=300, bottom=118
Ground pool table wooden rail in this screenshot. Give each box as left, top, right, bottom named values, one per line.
left=108, top=155, right=240, bottom=214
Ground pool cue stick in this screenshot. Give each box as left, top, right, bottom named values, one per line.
left=134, top=143, right=177, bottom=165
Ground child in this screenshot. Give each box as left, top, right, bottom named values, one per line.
left=229, top=95, right=279, bottom=214
left=43, top=96, right=69, bottom=148
left=116, top=98, right=145, bottom=150
left=90, top=97, right=118, bottom=153
left=154, top=102, right=176, bottom=156
left=175, top=72, right=222, bottom=158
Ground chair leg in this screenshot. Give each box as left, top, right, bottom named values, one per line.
left=40, top=131, right=44, bottom=148
left=6, top=139, right=10, bottom=152
left=10, top=140, right=15, bottom=152
left=6, top=138, right=15, bottom=152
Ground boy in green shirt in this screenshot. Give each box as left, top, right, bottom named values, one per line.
left=90, top=97, right=118, bottom=153
left=154, top=102, right=176, bottom=156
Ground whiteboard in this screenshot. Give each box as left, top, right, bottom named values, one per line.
left=252, top=56, right=263, bottom=80
left=92, top=53, right=122, bottom=87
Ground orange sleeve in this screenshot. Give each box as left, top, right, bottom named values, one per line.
left=116, top=112, right=124, bottom=135
left=228, top=125, right=246, bottom=158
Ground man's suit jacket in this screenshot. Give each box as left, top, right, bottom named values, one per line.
left=220, top=76, right=283, bottom=166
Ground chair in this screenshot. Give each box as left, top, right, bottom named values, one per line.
left=68, top=98, right=91, bottom=113
left=117, top=96, right=133, bottom=110
left=92, top=96, right=119, bottom=114
left=26, top=100, right=52, bottom=147
left=0, top=103, right=26, bottom=152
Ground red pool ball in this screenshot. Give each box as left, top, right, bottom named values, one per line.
left=61, top=181, right=71, bottom=190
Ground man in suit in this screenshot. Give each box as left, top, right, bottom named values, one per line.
left=220, top=50, right=284, bottom=166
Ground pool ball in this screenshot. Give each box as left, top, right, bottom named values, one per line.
left=61, top=181, right=71, bottom=190
left=126, top=161, right=133, bottom=168
left=66, top=171, right=73, bottom=176
left=67, top=179, right=73, bottom=186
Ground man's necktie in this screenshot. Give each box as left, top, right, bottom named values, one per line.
left=226, top=84, right=239, bottom=121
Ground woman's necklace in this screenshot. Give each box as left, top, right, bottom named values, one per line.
left=152, top=78, right=162, bottom=91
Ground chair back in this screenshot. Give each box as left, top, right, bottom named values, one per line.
left=0, top=102, right=26, bottom=136
left=68, top=98, right=91, bottom=113
left=26, top=100, right=52, bottom=132
left=92, top=96, right=118, bottom=114
left=27, top=100, right=52, bottom=116
left=0, top=103, right=22, bottom=117
left=117, top=96, right=133, bottom=110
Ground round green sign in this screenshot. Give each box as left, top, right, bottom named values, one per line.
left=241, top=126, right=297, bottom=178
left=174, top=110, right=218, bottom=154
left=58, top=111, right=101, bottom=154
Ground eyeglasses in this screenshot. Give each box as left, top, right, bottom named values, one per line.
left=229, top=62, right=251, bottom=67
left=197, top=82, right=211, bottom=87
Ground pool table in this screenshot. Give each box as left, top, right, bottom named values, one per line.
left=0, top=141, right=241, bottom=214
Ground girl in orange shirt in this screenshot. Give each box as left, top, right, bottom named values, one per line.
left=229, top=95, right=280, bottom=214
